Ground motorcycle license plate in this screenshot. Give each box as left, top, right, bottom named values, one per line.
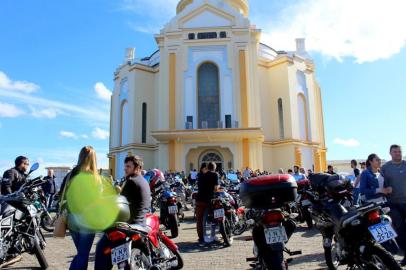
left=213, top=209, right=225, bottom=219
left=368, top=223, right=398, bottom=243
left=264, top=227, right=288, bottom=244
left=168, top=206, right=178, bottom=214
left=302, top=199, right=311, bottom=206
left=111, top=243, right=130, bottom=265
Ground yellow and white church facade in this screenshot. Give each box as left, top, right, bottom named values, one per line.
left=109, top=0, right=327, bottom=179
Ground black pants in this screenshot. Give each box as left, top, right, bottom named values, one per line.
left=389, top=203, right=406, bottom=252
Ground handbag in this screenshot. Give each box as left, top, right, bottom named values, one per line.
left=53, top=173, right=71, bottom=238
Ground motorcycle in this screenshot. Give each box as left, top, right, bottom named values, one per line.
left=308, top=173, right=401, bottom=270
left=240, top=175, right=301, bottom=270
left=159, top=188, right=181, bottom=238
left=232, top=206, right=251, bottom=236
left=291, top=179, right=313, bottom=229
left=0, top=163, right=48, bottom=269
left=103, top=213, right=183, bottom=270
left=204, top=191, right=235, bottom=246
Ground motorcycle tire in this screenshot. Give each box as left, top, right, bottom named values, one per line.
left=219, top=219, right=232, bottom=247
left=232, top=222, right=247, bottom=236
left=170, top=249, right=184, bottom=270
left=33, top=237, right=48, bottom=269
left=40, top=211, right=57, bottom=232
left=260, top=250, right=286, bottom=270
left=125, top=248, right=150, bottom=270
left=168, top=214, right=179, bottom=238
left=361, top=244, right=401, bottom=270
left=302, top=208, right=313, bottom=229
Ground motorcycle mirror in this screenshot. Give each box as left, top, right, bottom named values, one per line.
left=28, top=162, right=40, bottom=174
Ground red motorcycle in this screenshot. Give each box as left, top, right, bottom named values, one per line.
left=103, top=213, right=183, bottom=270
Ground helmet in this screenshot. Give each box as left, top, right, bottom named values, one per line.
left=146, top=169, right=164, bottom=191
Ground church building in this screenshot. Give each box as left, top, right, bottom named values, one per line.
left=109, top=0, right=327, bottom=179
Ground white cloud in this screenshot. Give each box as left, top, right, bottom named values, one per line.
left=92, top=127, right=109, bottom=140
left=30, top=106, right=59, bottom=119
left=0, top=102, right=25, bottom=118
left=333, top=138, right=360, bottom=147
left=0, top=71, right=39, bottom=93
left=60, top=130, right=77, bottom=139
left=94, top=82, right=112, bottom=101
left=258, top=0, right=406, bottom=63
left=0, top=89, right=109, bottom=123
left=81, top=134, right=89, bottom=139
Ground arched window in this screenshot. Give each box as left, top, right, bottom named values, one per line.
left=120, top=100, right=129, bottom=145
left=198, top=62, right=220, bottom=128
left=298, top=94, right=310, bottom=141
left=142, top=102, right=147, bottom=144
left=296, top=70, right=307, bottom=95
left=278, top=98, right=285, bottom=139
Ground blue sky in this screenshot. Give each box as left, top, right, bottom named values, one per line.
left=1, top=0, right=406, bottom=174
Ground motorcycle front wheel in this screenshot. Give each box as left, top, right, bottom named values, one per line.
left=40, top=211, right=57, bottom=232
left=32, top=237, right=48, bottom=269
left=232, top=221, right=247, bottom=236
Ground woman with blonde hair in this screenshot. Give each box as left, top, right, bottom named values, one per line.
left=59, top=146, right=101, bottom=270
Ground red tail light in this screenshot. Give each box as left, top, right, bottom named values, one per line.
left=168, top=197, right=177, bottom=204
left=367, top=210, right=381, bottom=224
left=108, top=231, right=127, bottom=242
left=262, top=211, right=284, bottom=225
left=131, top=234, right=141, bottom=241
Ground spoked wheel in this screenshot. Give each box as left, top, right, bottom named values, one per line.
left=126, top=248, right=150, bottom=270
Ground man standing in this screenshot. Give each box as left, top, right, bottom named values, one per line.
left=242, top=167, right=252, bottom=179
left=195, top=162, right=220, bottom=243
left=2, top=156, right=30, bottom=195
left=293, top=165, right=305, bottom=181
left=95, top=155, right=151, bottom=269
left=381, top=144, right=406, bottom=266
left=327, top=165, right=335, bottom=175
left=42, top=169, right=56, bottom=208
left=190, top=169, right=198, bottom=186
left=351, top=160, right=361, bottom=205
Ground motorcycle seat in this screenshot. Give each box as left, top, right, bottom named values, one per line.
left=339, top=209, right=359, bottom=228
left=129, top=224, right=152, bottom=234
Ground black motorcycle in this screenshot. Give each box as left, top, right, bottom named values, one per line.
left=308, top=173, right=401, bottom=270
left=240, top=175, right=301, bottom=270
left=0, top=163, right=48, bottom=269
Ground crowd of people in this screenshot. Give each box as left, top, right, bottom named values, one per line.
left=2, top=143, right=406, bottom=268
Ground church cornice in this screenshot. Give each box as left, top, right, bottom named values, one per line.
left=263, top=139, right=324, bottom=148
left=109, top=143, right=158, bottom=154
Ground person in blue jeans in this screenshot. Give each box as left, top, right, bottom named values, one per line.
left=59, top=146, right=101, bottom=270
left=351, top=160, right=361, bottom=205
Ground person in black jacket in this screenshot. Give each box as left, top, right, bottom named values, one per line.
left=1, top=156, right=30, bottom=194
left=42, top=169, right=56, bottom=208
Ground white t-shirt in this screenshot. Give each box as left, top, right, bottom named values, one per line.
left=190, top=171, right=198, bottom=180
left=243, top=169, right=252, bottom=178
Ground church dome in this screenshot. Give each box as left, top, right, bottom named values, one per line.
left=176, top=0, right=249, bottom=17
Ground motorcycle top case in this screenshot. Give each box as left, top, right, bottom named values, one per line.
left=240, top=175, right=298, bottom=209
left=308, top=173, right=348, bottom=194
left=115, top=195, right=131, bottom=222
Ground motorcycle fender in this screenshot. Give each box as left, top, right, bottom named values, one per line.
left=268, top=242, right=284, bottom=252
left=158, top=231, right=178, bottom=252
left=323, top=238, right=332, bottom=248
